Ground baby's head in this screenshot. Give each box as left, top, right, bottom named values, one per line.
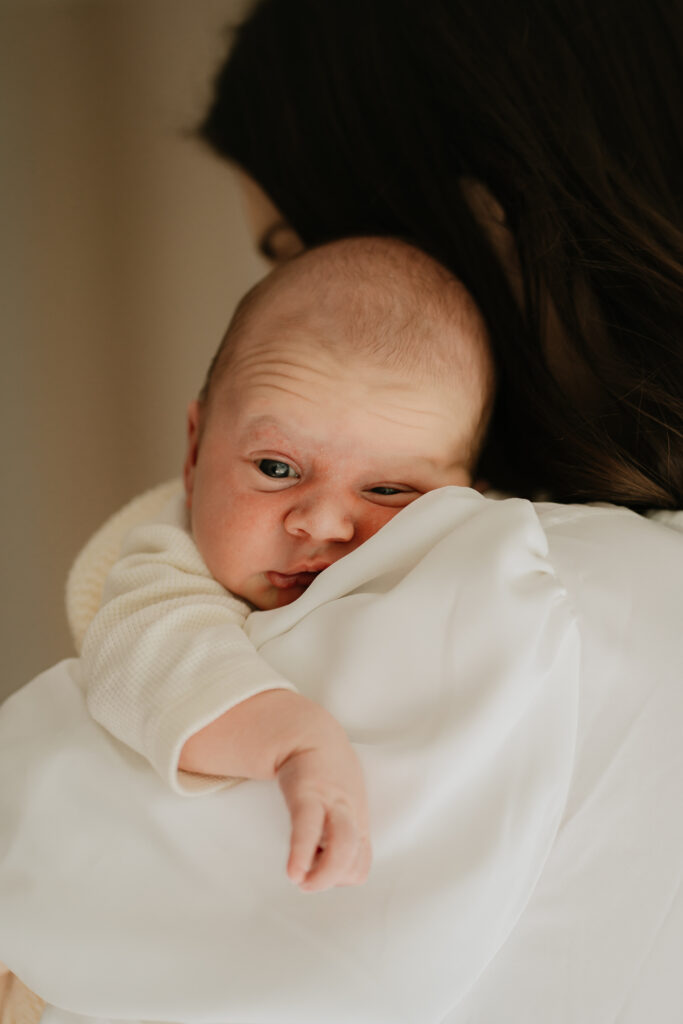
left=184, top=237, right=494, bottom=609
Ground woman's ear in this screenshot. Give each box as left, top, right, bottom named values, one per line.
left=183, top=400, right=202, bottom=509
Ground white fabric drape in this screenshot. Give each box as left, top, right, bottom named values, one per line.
left=0, top=490, right=681, bottom=1023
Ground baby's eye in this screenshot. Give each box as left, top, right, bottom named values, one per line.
left=365, top=485, right=420, bottom=505
left=256, top=458, right=298, bottom=479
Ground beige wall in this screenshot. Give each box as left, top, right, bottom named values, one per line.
left=0, top=0, right=267, bottom=699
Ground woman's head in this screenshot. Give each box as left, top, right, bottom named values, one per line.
left=199, top=0, right=683, bottom=508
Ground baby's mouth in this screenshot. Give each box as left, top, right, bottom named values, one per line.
left=265, top=570, right=321, bottom=590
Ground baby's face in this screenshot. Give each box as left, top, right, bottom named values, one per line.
left=185, top=321, right=479, bottom=611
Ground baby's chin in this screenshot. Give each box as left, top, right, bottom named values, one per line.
left=247, top=579, right=309, bottom=611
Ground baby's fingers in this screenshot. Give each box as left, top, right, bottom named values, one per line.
left=287, top=799, right=326, bottom=885
left=300, top=806, right=358, bottom=892
left=342, top=833, right=372, bottom=887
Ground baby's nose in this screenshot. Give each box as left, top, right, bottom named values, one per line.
left=284, top=496, right=355, bottom=544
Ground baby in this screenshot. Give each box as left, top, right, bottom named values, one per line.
left=82, top=236, right=493, bottom=892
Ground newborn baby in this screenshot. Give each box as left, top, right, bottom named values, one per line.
left=82, top=236, right=493, bottom=892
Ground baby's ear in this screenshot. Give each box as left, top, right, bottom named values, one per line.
left=183, top=400, right=201, bottom=509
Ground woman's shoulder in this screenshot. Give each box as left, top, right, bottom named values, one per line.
left=533, top=499, right=682, bottom=581
left=533, top=498, right=683, bottom=549
left=485, top=489, right=683, bottom=544
left=645, top=507, right=683, bottom=535
left=532, top=498, right=681, bottom=684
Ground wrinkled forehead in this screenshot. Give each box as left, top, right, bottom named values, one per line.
left=223, top=323, right=429, bottom=405
left=229, top=302, right=362, bottom=380
left=204, top=349, right=484, bottom=482
left=211, top=320, right=487, bottom=466
left=223, top=367, right=480, bottom=474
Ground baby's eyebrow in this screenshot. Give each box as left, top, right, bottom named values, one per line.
left=239, top=414, right=294, bottom=444
left=240, top=414, right=455, bottom=473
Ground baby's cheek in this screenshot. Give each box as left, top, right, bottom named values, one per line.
left=358, top=505, right=403, bottom=542
left=194, top=515, right=256, bottom=594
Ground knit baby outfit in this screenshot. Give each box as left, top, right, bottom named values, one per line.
left=69, top=479, right=296, bottom=794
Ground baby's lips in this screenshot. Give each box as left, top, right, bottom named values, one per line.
left=266, top=570, right=320, bottom=589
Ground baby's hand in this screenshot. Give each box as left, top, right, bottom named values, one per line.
left=275, top=710, right=371, bottom=893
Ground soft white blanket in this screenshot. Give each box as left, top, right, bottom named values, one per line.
left=0, top=488, right=681, bottom=1024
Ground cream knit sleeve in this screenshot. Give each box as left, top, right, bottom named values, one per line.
left=80, top=492, right=297, bottom=796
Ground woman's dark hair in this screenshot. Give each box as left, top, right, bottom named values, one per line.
left=200, top=0, right=683, bottom=508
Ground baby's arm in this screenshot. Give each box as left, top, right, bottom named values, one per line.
left=81, top=501, right=293, bottom=795
left=180, top=690, right=371, bottom=891
left=81, top=496, right=370, bottom=890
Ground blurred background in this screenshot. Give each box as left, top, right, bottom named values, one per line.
left=1, top=0, right=266, bottom=699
